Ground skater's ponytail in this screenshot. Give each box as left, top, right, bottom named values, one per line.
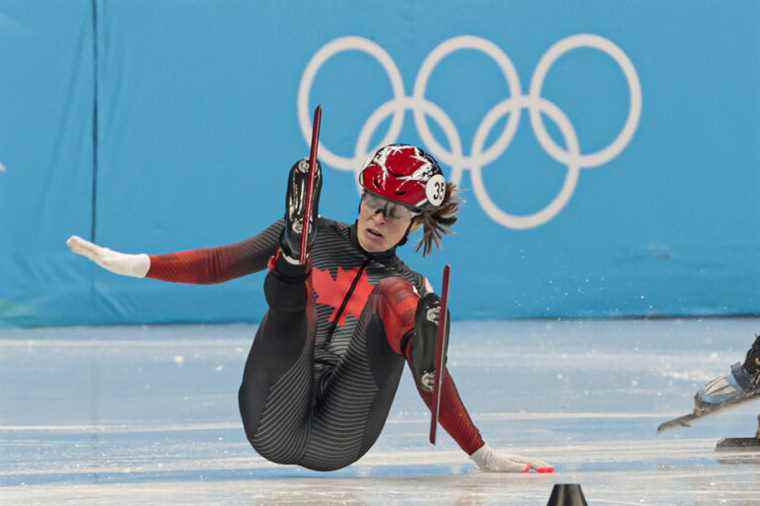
left=411, top=182, right=461, bottom=256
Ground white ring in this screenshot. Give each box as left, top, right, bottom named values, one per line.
left=297, top=36, right=406, bottom=171
left=528, top=33, right=643, bottom=169
left=413, top=35, right=523, bottom=169
left=299, top=34, right=642, bottom=229
left=354, top=96, right=465, bottom=194
left=471, top=96, right=580, bottom=229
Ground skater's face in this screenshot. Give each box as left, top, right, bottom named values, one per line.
left=357, top=193, right=415, bottom=252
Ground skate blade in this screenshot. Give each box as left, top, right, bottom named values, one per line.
left=716, top=437, right=760, bottom=452
left=657, top=392, right=760, bottom=433
left=656, top=416, right=694, bottom=433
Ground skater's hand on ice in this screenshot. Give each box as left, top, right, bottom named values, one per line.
left=470, top=444, right=554, bottom=473
left=66, top=235, right=150, bottom=278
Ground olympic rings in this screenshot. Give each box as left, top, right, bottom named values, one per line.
left=298, top=34, right=642, bottom=229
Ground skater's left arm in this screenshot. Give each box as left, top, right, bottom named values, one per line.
left=381, top=277, right=553, bottom=473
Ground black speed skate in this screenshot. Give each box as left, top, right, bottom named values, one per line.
left=716, top=414, right=760, bottom=452
left=695, top=334, right=760, bottom=409
left=411, top=293, right=450, bottom=392
left=280, top=158, right=322, bottom=262
left=713, top=336, right=760, bottom=452
left=657, top=334, right=760, bottom=435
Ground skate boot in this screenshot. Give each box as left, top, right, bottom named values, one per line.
left=696, top=334, right=760, bottom=409
left=280, top=159, right=322, bottom=263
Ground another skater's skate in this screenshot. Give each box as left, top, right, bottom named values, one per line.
left=657, top=335, right=760, bottom=433
left=715, top=414, right=760, bottom=452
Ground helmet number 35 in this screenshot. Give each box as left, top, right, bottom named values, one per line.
left=426, top=174, right=447, bottom=207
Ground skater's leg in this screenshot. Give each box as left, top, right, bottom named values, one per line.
left=239, top=156, right=323, bottom=465
left=300, top=280, right=414, bottom=471
left=697, top=334, right=760, bottom=407
left=238, top=256, right=315, bottom=464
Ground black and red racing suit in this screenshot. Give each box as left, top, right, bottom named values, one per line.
left=146, top=218, right=484, bottom=471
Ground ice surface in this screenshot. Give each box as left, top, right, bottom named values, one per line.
left=2, top=319, right=760, bottom=505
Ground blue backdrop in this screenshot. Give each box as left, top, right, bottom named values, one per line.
left=1, top=0, right=758, bottom=326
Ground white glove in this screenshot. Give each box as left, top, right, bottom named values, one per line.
left=470, top=444, right=554, bottom=473
left=66, top=235, right=150, bottom=278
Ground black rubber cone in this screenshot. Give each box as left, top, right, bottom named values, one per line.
left=547, top=483, right=588, bottom=506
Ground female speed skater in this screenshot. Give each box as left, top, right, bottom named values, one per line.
left=67, top=144, right=553, bottom=473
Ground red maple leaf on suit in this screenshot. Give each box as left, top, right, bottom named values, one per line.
left=311, top=266, right=375, bottom=326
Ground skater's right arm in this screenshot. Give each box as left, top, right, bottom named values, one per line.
left=379, top=277, right=554, bottom=473
left=66, top=220, right=284, bottom=284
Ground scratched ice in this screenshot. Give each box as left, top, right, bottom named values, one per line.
left=3, top=319, right=760, bottom=505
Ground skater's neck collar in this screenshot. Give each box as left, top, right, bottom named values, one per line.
left=350, top=222, right=398, bottom=261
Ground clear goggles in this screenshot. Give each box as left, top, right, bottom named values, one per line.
left=361, top=193, right=419, bottom=222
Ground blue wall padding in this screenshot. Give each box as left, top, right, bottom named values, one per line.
left=0, top=2, right=96, bottom=325
left=1, top=1, right=759, bottom=326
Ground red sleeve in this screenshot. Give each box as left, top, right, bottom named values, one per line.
left=377, top=277, right=419, bottom=354
left=147, top=220, right=283, bottom=284
left=403, top=342, right=485, bottom=455
left=377, top=277, right=485, bottom=455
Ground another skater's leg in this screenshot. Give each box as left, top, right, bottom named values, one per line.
left=697, top=335, right=760, bottom=407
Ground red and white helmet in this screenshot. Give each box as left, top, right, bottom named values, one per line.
left=358, top=144, right=447, bottom=211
